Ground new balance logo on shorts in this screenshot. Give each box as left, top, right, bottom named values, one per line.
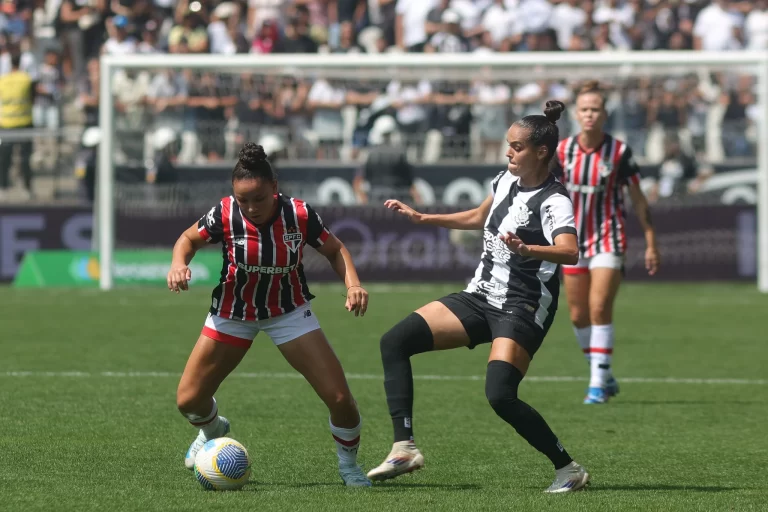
left=303, top=310, right=312, bottom=318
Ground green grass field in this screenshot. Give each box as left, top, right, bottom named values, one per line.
left=2, top=282, right=767, bottom=511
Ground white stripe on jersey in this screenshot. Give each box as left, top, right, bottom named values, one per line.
left=534, top=261, right=556, bottom=328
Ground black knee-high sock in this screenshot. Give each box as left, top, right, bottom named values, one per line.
left=485, top=360, right=573, bottom=469
left=380, top=313, right=434, bottom=442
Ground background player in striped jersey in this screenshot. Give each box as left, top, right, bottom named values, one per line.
left=368, top=102, right=592, bottom=493
left=166, top=143, right=372, bottom=487
left=552, top=81, right=660, bottom=405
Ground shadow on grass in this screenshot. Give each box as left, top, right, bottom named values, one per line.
left=589, top=484, right=741, bottom=493
left=246, top=481, right=481, bottom=491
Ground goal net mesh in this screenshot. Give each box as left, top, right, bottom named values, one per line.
left=102, top=56, right=762, bottom=281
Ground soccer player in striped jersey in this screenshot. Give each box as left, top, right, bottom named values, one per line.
left=552, top=81, right=660, bottom=404
left=368, top=102, right=591, bottom=493
left=167, top=143, right=371, bottom=487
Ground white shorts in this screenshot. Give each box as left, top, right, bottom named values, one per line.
left=562, top=253, right=624, bottom=275
left=202, top=302, right=321, bottom=349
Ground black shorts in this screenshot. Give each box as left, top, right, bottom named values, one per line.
left=437, top=292, right=548, bottom=358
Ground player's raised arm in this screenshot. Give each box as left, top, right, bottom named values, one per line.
left=384, top=194, right=493, bottom=230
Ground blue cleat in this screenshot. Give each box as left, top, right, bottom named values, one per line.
left=583, top=387, right=609, bottom=404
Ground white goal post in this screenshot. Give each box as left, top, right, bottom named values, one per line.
left=97, top=51, right=768, bottom=292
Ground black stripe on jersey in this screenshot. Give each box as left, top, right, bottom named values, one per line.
left=612, top=173, right=622, bottom=252
left=281, top=201, right=300, bottom=313
left=230, top=206, right=248, bottom=319
left=593, top=140, right=609, bottom=255
left=253, top=223, right=275, bottom=321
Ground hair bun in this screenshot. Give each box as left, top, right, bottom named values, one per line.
left=544, top=100, right=565, bottom=124
left=238, top=143, right=267, bottom=169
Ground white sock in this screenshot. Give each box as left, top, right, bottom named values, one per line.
left=589, top=324, right=614, bottom=388
left=573, top=326, right=592, bottom=363
left=185, top=397, right=220, bottom=437
left=329, top=417, right=361, bottom=467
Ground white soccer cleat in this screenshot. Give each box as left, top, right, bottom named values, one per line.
left=184, top=416, right=230, bottom=470
left=339, top=464, right=372, bottom=487
left=544, top=461, right=590, bottom=493
left=366, top=441, right=425, bottom=481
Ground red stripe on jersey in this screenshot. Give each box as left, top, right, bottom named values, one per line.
left=268, top=215, right=287, bottom=317
left=584, top=143, right=602, bottom=257
left=571, top=139, right=585, bottom=248
left=291, top=199, right=309, bottom=308
left=240, top=223, right=261, bottom=321
left=219, top=198, right=237, bottom=318
left=198, top=225, right=211, bottom=242
left=603, top=160, right=616, bottom=254
left=557, top=140, right=568, bottom=183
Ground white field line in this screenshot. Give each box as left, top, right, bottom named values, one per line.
left=0, top=371, right=765, bottom=385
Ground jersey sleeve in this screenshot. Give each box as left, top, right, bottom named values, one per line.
left=490, top=169, right=506, bottom=196
left=305, top=203, right=332, bottom=248
left=197, top=202, right=224, bottom=244
left=540, top=193, right=577, bottom=245
left=618, top=145, right=641, bottom=187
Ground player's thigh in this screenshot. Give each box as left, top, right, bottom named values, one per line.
left=276, top=328, right=354, bottom=407
left=417, top=293, right=490, bottom=351
left=264, top=303, right=353, bottom=404
left=486, top=309, right=546, bottom=376
left=178, top=333, right=250, bottom=403
left=588, top=256, right=624, bottom=323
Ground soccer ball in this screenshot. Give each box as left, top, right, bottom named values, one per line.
left=193, top=437, right=251, bottom=491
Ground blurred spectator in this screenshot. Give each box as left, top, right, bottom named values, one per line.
left=395, top=0, right=437, bottom=52
left=550, top=0, right=587, bottom=51
left=32, top=49, right=61, bottom=130
left=693, top=0, right=744, bottom=50
left=425, top=9, right=469, bottom=53
left=0, top=52, right=36, bottom=200
left=353, top=115, right=421, bottom=205
left=648, top=132, right=711, bottom=203
left=273, top=13, right=318, bottom=52
left=103, top=15, right=137, bottom=55
left=593, top=0, right=634, bottom=50
left=306, top=76, right=345, bottom=158
left=168, top=8, right=209, bottom=53
left=745, top=0, right=768, bottom=50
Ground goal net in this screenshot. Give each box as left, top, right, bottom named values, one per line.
left=95, top=52, right=768, bottom=291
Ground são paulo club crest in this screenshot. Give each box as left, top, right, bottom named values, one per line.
left=284, top=226, right=303, bottom=253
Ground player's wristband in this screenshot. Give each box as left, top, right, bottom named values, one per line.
left=347, top=285, right=362, bottom=290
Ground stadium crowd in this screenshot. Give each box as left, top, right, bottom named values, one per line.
left=0, top=0, right=765, bottom=201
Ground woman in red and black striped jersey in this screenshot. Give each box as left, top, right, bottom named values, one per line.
left=552, top=81, right=660, bottom=404
left=166, top=143, right=372, bottom=487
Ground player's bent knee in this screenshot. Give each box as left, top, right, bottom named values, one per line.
left=176, top=388, right=204, bottom=414
left=485, top=360, right=523, bottom=415
left=590, top=302, right=613, bottom=324
left=570, top=310, right=590, bottom=328
left=379, top=313, right=435, bottom=362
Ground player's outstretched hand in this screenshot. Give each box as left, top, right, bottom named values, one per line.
left=498, top=232, right=530, bottom=256
left=345, top=285, right=369, bottom=317
left=168, top=264, right=192, bottom=293
left=384, top=199, right=423, bottom=224
left=645, top=246, right=660, bottom=276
